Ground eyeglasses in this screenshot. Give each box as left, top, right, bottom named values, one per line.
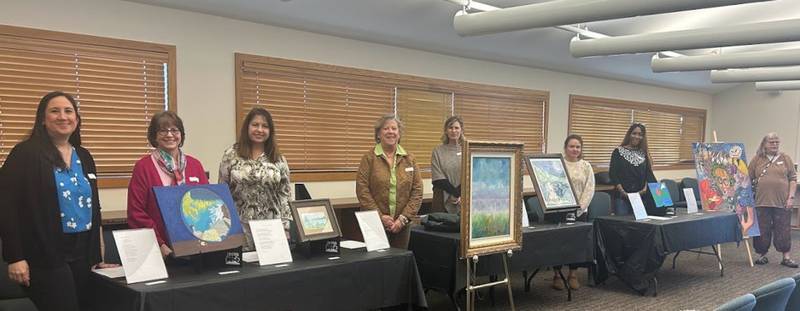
left=157, top=128, right=181, bottom=136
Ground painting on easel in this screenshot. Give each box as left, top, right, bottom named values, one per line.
left=692, top=142, right=760, bottom=237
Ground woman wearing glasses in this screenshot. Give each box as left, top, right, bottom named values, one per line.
left=127, top=111, right=209, bottom=258
left=749, top=133, right=798, bottom=268
left=608, top=123, right=657, bottom=216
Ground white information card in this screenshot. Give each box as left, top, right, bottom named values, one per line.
left=249, top=219, right=293, bottom=266
left=112, top=228, right=168, bottom=284
left=521, top=199, right=531, bottom=228
left=627, top=193, right=649, bottom=221
left=355, top=210, right=390, bottom=252
left=683, top=188, right=700, bottom=214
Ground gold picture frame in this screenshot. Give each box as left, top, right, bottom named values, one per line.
left=460, top=140, right=524, bottom=258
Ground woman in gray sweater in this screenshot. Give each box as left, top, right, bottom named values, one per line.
left=431, top=116, right=465, bottom=214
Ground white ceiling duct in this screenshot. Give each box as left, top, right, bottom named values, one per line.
left=571, top=18, right=800, bottom=57
left=755, top=81, right=800, bottom=91
left=652, top=49, right=800, bottom=72
left=710, top=66, right=800, bottom=83
left=453, top=0, right=773, bottom=37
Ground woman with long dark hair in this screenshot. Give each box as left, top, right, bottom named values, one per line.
left=218, top=107, right=292, bottom=251
left=1, top=91, right=113, bottom=311
left=608, top=123, right=657, bottom=215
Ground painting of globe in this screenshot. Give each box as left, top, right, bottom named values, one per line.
left=180, top=188, right=232, bottom=242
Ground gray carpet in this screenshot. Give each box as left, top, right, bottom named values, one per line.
left=425, top=231, right=800, bottom=310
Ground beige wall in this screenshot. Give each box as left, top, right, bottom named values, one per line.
left=1, top=0, right=712, bottom=211
left=712, top=84, right=800, bottom=162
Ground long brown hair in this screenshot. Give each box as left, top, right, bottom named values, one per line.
left=29, top=91, right=82, bottom=169
left=440, top=115, right=465, bottom=144
left=236, top=107, right=281, bottom=163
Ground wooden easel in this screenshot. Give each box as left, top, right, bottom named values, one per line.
left=465, top=251, right=516, bottom=311
left=713, top=131, right=755, bottom=267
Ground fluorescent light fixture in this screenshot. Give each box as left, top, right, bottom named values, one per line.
left=453, top=0, right=772, bottom=37
left=755, top=81, right=800, bottom=91
left=652, top=49, right=800, bottom=72
left=571, top=18, right=800, bottom=57
left=710, top=66, right=800, bottom=83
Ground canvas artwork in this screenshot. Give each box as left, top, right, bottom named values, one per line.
left=154, top=184, right=245, bottom=257
left=648, top=182, right=674, bottom=208
left=460, top=141, right=523, bottom=258
left=290, top=199, right=341, bottom=242
left=693, top=142, right=760, bottom=237
left=525, top=154, right=580, bottom=213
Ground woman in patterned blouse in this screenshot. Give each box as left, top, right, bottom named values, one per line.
left=219, top=107, right=292, bottom=251
left=609, top=123, right=657, bottom=216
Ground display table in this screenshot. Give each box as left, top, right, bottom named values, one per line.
left=92, top=248, right=426, bottom=311
left=409, top=222, right=594, bottom=304
left=594, top=210, right=742, bottom=295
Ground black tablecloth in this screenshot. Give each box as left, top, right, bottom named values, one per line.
left=594, top=211, right=742, bottom=293
left=409, top=222, right=594, bottom=296
left=92, top=248, right=427, bottom=311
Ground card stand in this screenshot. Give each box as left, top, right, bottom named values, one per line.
left=296, top=238, right=341, bottom=259
left=185, top=247, right=242, bottom=273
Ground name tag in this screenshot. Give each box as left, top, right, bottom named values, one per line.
left=778, top=161, right=784, bottom=165
left=189, top=177, right=199, bottom=183
left=88, top=173, right=97, bottom=180
left=404, top=167, right=414, bottom=172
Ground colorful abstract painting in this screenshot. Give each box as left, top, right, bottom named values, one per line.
left=154, top=184, right=245, bottom=257
left=648, top=182, right=674, bottom=208
left=528, top=157, right=579, bottom=211
left=470, top=155, right=512, bottom=240
left=693, top=143, right=760, bottom=237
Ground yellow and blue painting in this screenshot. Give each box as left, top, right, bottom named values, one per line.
left=155, top=184, right=244, bottom=257
left=470, top=155, right=512, bottom=240
left=647, top=182, right=673, bottom=208
left=693, top=142, right=759, bottom=237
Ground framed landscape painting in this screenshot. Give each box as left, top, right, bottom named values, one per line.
left=154, top=184, right=245, bottom=257
left=460, top=140, right=523, bottom=258
left=525, top=154, right=580, bottom=213
left=289, top=199, right=342, bottom=242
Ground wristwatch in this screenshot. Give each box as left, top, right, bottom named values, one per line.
left=399, top=215, right=410, bottom=226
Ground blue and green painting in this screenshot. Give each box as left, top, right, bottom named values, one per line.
left=470, top=155, right=512, bottom=240
left=155, top=184, right=244, bottom=257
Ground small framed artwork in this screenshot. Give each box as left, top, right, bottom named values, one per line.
left=460, top=140, right=524, bottom=258
left=525, top=154, right=580, bottom=213
left=289, top=199, right=342, bottom=242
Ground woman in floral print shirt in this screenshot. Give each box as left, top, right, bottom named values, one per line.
left=219, top=107, right=292, bottom=251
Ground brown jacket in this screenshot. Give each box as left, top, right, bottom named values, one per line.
left=356, top=145, right=423, bottom=220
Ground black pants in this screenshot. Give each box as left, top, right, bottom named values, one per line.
left=24, top=257, right=90, bottom=311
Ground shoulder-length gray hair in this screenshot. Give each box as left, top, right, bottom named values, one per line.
left=440, top=115, right=465, bottom=144
left=756, top=132, right=780, bottom=158
left=373, top=114, right=404, bottom=143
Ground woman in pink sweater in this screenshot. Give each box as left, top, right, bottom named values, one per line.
left=126, top=111, right=208, bottom=257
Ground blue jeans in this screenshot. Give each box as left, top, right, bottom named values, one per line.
left=614, top=197, right=632, bottom=216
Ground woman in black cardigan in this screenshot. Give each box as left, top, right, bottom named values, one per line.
left=1, top=91, right=114, bottom=311
left=608, top=123, right=658, bottom=216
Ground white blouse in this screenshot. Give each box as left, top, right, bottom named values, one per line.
left=564, top=159, right=595, bottom=216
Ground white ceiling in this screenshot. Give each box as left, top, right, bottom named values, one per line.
left=125, top=0, right=800, bottom=94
